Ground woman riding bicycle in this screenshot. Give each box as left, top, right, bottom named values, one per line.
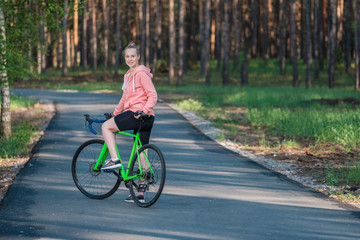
left=101, top=42, right=158, bottom=201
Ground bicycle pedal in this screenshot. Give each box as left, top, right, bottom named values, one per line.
left=103, top=169, right=115, bottom=173
left=137, top=184, right=148, bottom=192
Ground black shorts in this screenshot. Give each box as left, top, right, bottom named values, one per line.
left=113, top=110, right=155, bottom=145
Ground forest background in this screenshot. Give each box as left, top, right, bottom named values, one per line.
left=1, top=0, right=360, bottom=204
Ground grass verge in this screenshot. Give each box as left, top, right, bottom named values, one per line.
left=0, top=94, right=40, bottom=158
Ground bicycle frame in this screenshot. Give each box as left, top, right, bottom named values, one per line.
left=75, top=114, right=165, bottom=207
left=93, top=130, right=155, bottom=182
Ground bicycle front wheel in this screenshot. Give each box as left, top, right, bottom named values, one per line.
left=129, top=144, right=166, bottom=207
left=72, top=139, right=121, bottom=199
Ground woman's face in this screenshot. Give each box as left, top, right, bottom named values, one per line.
left=125, top=48, right=140, bottom=69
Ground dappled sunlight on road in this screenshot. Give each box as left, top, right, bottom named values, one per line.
left=164, top=167, right=350, bottom=210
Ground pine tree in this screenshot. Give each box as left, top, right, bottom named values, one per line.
left=290, top=0, right=298, bottom=87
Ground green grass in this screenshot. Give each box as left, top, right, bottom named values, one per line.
left=326, top=161, right=360, bottom=186
left=170, top=85, right=360, bottom=150
left=0, top=122, right=38, bottom=158
left=0, top=95, right=39, bottom=158
left=176, top=98, right=204, bottom=112
left=329, top=188, right=360, bottom=203
left=10, top=94, right=37, bottom=109
left=166, top=86, right=358, bottom=108
left=247, top=106, right=360, bottom=149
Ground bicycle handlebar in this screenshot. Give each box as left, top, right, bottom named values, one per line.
left=84, top=114, right=105, bottom=135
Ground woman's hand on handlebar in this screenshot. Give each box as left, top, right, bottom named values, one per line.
left=134, top=110, right=147, bottom=120
left=104, top=112, right=113, bottom=119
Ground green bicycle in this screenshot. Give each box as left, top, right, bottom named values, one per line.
left=71, top=113, right=166, bottom=208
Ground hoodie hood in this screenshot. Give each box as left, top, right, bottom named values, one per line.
left=122, top=65, right=153, bottom=92
left=133, top=65, right=153, bottom=79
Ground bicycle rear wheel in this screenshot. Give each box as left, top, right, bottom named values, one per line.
left=72, top=139, right=121, bottom=199
left=129, top=144, right=166, bottom=207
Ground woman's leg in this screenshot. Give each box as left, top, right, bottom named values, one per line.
left=137, top=120, right=154, bottom=192
left=102, top=111, right=139, bottom=160
left=101, top=117, right=120, bottom=160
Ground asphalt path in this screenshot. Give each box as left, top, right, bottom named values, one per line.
left=1, top=89, right=360, bottom=240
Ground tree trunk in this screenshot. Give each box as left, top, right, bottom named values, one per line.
left=191, top=0, right=197, bottom=61
left=279, top=0, right=286, bottom=75
left=73, top=0, right=79, bottom=71
left=305, top=0, right=312, bottom=88
left=141, top=0, right=146, bottom=64
left=145, top=0, right=151, bottom=67
left=199, top=0, right=204, bottom=75
left=134, top=1, right=140, bottom=42
left=241, top=2, right=250, bottom=86
left=67, top=29, right=71, bottom=67
left=211, top=7, right=216, bottom=59
left=272, top=0, right=282, bottom=57
left=0, top=6, right=11, bottom=138
left=56, top=30, right=61, bottom=69
left=183, top=0, right=188, bottom=74
left=233, top=0, right=241, bottom=70
left=300, top=0, right=304, bottom=61
left=263, top=0, right=269, bottom=66
left=62, top=0, right=68, bottom=76
left=90, top=0, right=97, bottom=73
left=46, top=32, right=53, bottom=69
left=250, top=0, right=258, bottom=56
left=215, top=0, right=221, bottom=70
left=126, top=0, right=132, bottom=42
left=319, top=0, right=324, bottom=70
left=290, top=0, right=298, bottom=87
left=70, top=29, right=74, bottom=68
left=177, top=0, right=185, bottom=86
left=222, top=0, right=230, bottom=86
left=40, top=13, right=46, bottom=73
left=28, top=1, right=35, bottom=72
left=36, top=3, right=42, bottom=74
left=153, top=0, right=162, bottom=73
left=81, top=0, right=87, bottom=71
left=355, top=0, right=360, bottom=91
left=29, top=39, right=33, bottom=72
left=168, top=0, right=175, bottom=84
left=314, top=0, right=319, bottom=80
left=328, top=0, right=336, bottom=88
left=336, top=0, right=344, bottom=49
left=345, top=0, right=351, bottom=73
left=102, top=0, right=109, bottom=73
left=204, top=0, right=211, bottom=85
left=114, top=0, right=121, bottom=76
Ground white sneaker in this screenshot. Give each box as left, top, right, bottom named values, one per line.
left=125, top=194, right=145, bottom=203
left=101, top=160, right=122, bottom=170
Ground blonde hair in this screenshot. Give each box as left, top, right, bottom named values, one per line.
left=124, top=42, right=140, bottom=56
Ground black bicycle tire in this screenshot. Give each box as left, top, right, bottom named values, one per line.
left=72, top=139, right=121, bottom=199
left=129, top=144, right=166, bottom=207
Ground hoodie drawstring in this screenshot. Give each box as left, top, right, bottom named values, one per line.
left=122, top=73, right=135, bottom=92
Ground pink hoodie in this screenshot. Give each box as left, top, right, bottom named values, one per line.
left=113, top=65, right=158, bottom=116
